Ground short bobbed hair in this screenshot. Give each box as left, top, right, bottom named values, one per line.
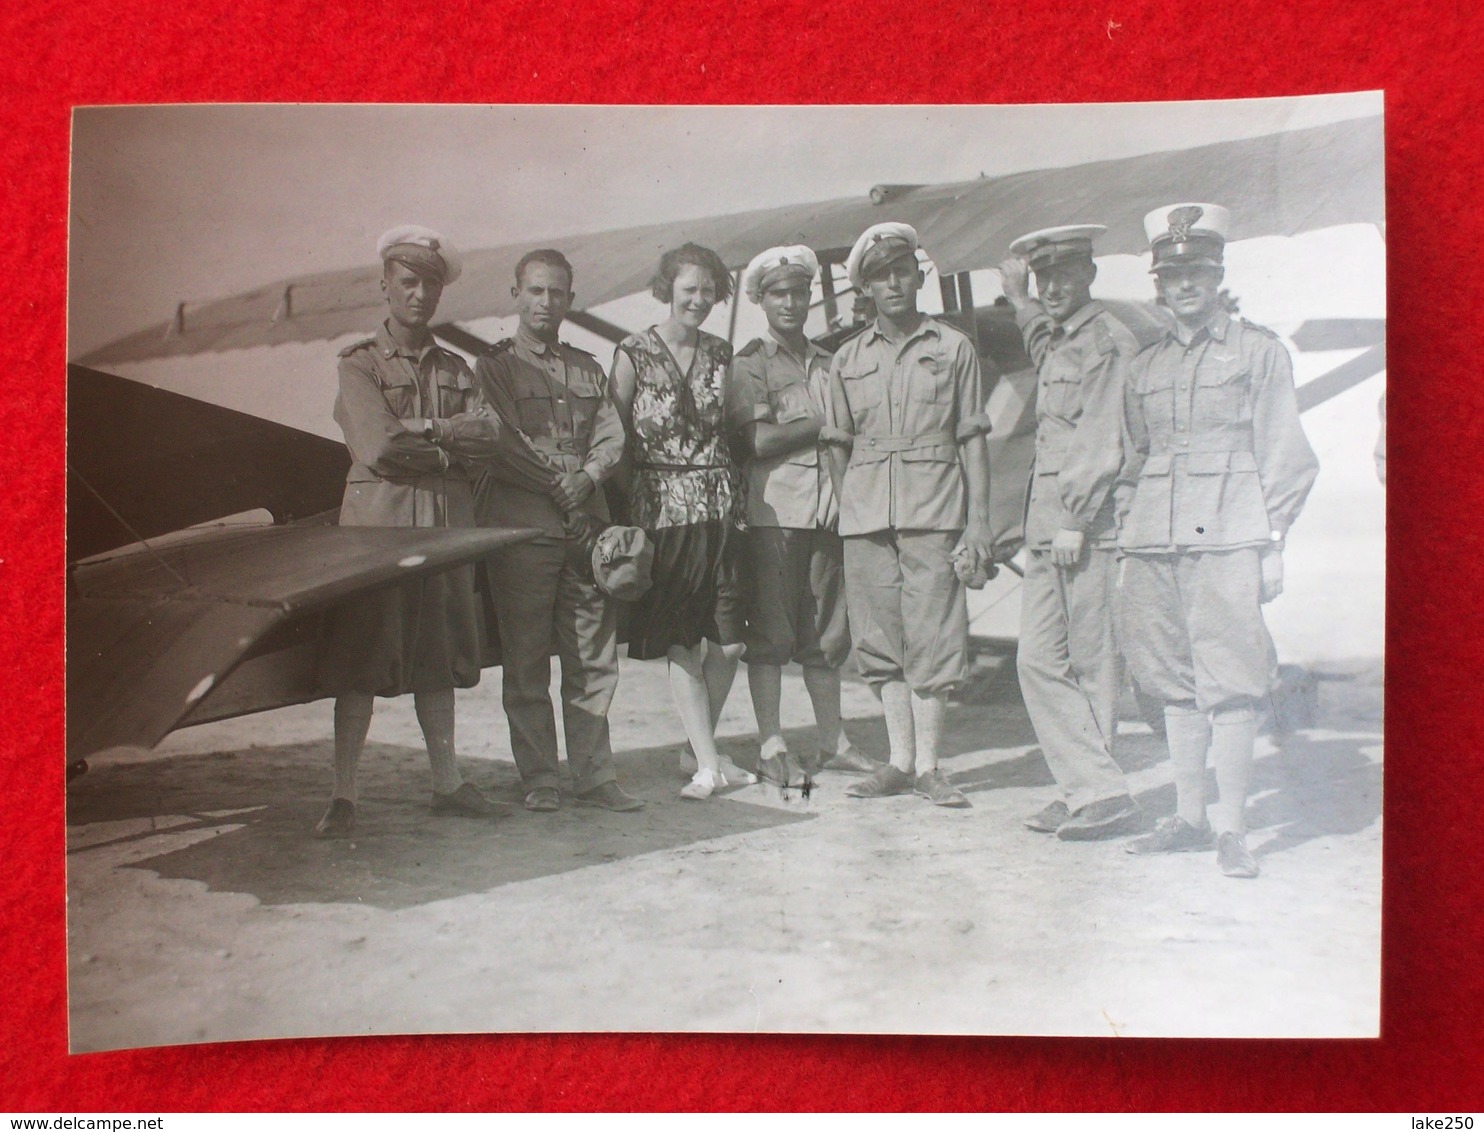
left=650, top=242, right=733, bottom=304
left=515, top=248, right=575, bottom=288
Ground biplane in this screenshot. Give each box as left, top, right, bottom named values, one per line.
left=67, top=113, right=1386, bottom=774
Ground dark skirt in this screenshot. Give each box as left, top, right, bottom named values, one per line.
left=626, top=520, right=745, bottom=661
left=317, top=564, right=484, bottom=697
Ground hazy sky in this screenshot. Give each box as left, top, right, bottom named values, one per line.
left=68, top=92, right=1381, bottom=354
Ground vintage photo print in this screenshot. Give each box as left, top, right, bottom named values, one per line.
left=66, top=93, right=1384, bottom=1049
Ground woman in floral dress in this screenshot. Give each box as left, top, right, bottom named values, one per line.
left=611, top=243, right=753, bottom=800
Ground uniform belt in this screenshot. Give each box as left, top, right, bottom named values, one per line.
left=636, top=462, right=728, bottom=472
left=855, top=428, right=956, bottom=453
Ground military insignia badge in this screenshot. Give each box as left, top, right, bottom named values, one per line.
left=1167, top=204, right=1204, bottom=241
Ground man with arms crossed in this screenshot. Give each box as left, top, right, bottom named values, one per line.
left=824, top=223, right=995, bottom=809
left=474, top=249, right=644, bottom=814
left=997, top=225, right=1142, bottom=840
left=727, top=245, right=879, bottom=786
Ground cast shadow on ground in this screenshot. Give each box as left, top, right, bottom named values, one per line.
left=66, top=738, right=812, bottom=912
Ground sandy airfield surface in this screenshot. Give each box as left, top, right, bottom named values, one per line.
left=66, top=646, right=1382, bottom=1052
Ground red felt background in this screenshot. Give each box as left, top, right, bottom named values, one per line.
left=3, top=0, right=1479, bottom=1112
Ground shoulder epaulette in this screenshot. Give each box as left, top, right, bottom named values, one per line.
left=562, top=341, right=598, bottom=360
left=1239, top=317, right=1281, bottom=340
left=1093, top=315, right=1137, bottom=357
left=736, top=338, right=765, bottom=358
left=484, top=337, right=516, bottom=356
left=338, top=337, right=376, bottom=358
left=1092, top=320, right=1118, bottom=356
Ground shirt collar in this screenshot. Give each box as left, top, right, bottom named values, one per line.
left=1056, top=299, right=1104, bottom=339
left=515, top=324, right=555, bottom=356
left=764, top=330, right=828, bottom=364
left=376, top=320, right=438, bottom=361
left=1170, top=307, right=1231, bottom=347
left=866, top=314, right=938, bottom=347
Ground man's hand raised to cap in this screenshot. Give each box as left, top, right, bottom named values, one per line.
left=996, top=256, right=1032, bottom=307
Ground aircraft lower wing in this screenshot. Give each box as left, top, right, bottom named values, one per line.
left=67, top=523, right=539, bottom=763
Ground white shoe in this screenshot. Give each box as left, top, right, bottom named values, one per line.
left=716, top=756, right=757, bottom=785
left=681, top=768, right=723, bottom=800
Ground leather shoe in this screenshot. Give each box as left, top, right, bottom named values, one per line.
left=1124, top=815, right=1213, bottom=854
left=522, top=786, right=562, bottom=813
left=844, top=764, right=914, bottom=799
left=574, top=781, right=645, bottom=812
left=823, top=746, right=881, bottom=774
left=1023, top=799, right=1070, bottom=834
left=1217, top=831, right=1260, bottom=878
left=1056, top=794, right=1142, bottom=841
left=914, top=768, right=972, bottom=808
left=314, top=798, right=356, bottom=838
left=759, top=750, right=808, bottom=788
left=432, top=782, right=509, bottom=818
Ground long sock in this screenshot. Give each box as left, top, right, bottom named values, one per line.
left=880, top=680, right=915, bottom=774
left=1163, top=703, right=1213, bottom=828
left=801, top=665, right=846, bottom=755
left=332, top=694, right=374, bottom=803
left=1209, top=704, right=1258, bottom=836
left=414, top=688, right=463, bottom=795
left=910, top=691, right=947, bottom=774
left=748, top=663, right=786, bottom=759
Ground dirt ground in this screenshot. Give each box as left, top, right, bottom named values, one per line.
left=65, top=648, right=1382, bottom=1051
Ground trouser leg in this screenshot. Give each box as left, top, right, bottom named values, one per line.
left=897, top=531, right=969, bottom=698
left=414, top=687, right=463, bottom=795
left=1017, top=549, right=1128, bottom=810
left=487, top=540, right=565, bottom=791
left=553, top=549, right=620, bottom=794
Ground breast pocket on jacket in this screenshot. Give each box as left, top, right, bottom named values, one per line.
left=1193, top=367, right=1252, bottom=430
left=510, top=374, right=555, bottom=437
left=768, top=380, right=817, bottom=425
left=914, top=352, right=953, bottom=403
left=565, top=377, right=604, bottom=442
left=379, top=374, right=419, bottom=419
left=839, top=361, right=883, bottom=416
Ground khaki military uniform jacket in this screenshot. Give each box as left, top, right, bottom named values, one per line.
left=726, top=333, right=837, bottom=530
left=1120, top=310, right=1319, bottom=553
left=1017, top=300, right=1137, bottom=548
left=335, top=322, right=500, bottom=529
left=827, top=316, right=991, bottom=537
left=473, top=327, right=625, bottom=539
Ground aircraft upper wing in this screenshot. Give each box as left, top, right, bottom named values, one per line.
left=79, top=116, right=1382, bottom=367
left=67, top=523, right=538, bottom=761
left=68, top=364, right=353, bottom=560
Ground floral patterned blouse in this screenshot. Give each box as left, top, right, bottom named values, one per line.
left=615, top=327, right=742, bottom=531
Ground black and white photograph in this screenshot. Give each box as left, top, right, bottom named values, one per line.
left=65, top=93, right=1385, bottom=1050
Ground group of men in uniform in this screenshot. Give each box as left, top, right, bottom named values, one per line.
left=999, top=205, right=1318, bottom=878
left=328, top=204, right=1317, bottom=880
